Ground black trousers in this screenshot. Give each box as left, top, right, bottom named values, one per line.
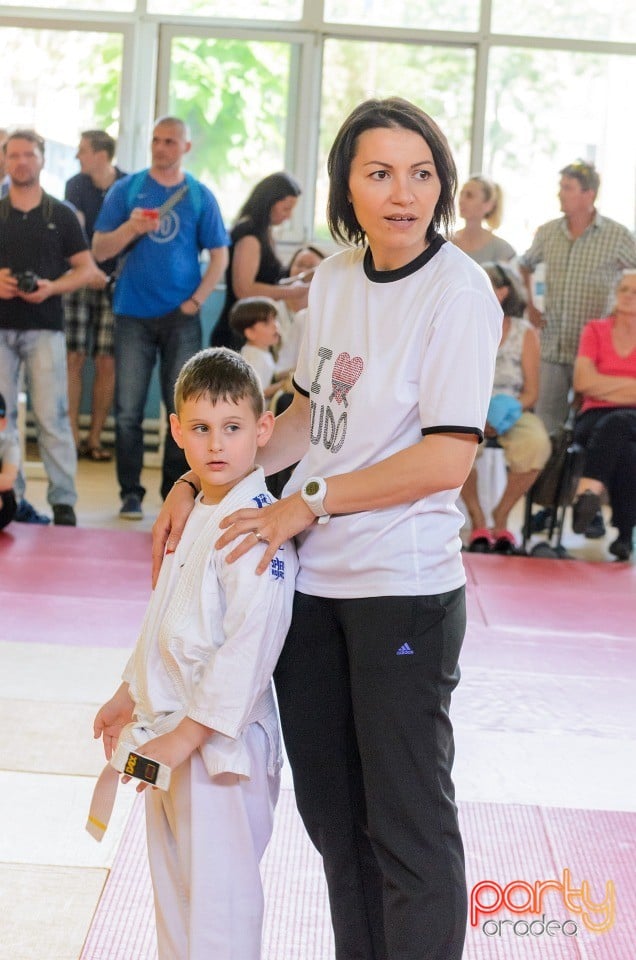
left=574, top=407, right=636, bottom=536
left=274, top=588, right=467, bottom=960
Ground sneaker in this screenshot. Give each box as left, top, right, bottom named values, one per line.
left=584, top=511, right=606, bottom=540
left=571, top=490, right=601, bottom=535
left=609, top=533, right=633, bottom=562
left=14, top=498, right=51, bottom=524
left=529, top=507, right=553, bottom=534
left=52, top=504, right=77, bottom=526
left=119, top=494, right=143, bottom=520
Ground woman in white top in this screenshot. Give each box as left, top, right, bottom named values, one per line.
left=452, top=174, right=516, bottom=265
left=461, top=261, right=551, bottom=552
left=154, top=97, right=502, bottom=960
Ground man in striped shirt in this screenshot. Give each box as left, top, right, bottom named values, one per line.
left=520, top=160, right=636, bottom=435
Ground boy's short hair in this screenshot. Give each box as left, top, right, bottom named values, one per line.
left=174, top=347, right=265, bottom=419
left=229, top=297, right=278, bottom=337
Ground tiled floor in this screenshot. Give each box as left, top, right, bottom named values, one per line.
left=2, top=457, right=634, bottom=960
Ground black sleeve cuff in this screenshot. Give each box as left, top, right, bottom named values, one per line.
left=421, top=424, right=484, bottom=444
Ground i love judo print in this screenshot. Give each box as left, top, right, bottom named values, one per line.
left=309, top=346, right=365, bottom=453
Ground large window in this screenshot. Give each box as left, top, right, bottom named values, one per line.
left=1, top=2, right=635, bottom=247
left=316, top=39, right=475, bottom=238
left=0, top=27, right=123, bottom=196
left=324, top=0, right=479, bottom=32
left=149, top=0, right=301, bottom=18
left=484, top=48, right=636, bottom=252
left=163, top=33, right=297, bottom=228
left=491, top=0, right=636, bottom=43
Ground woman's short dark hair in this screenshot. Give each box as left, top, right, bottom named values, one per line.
left=482, top=261, right=527, bottom=318
left=236, top=171, right=302, bottom=238
left=327, top=97, right=457, bottom=247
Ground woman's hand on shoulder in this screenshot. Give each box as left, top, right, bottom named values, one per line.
left=216, top=493, right=316, bottom=575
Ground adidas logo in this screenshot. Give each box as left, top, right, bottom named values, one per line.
left=396, top=642, right=414, bottom=656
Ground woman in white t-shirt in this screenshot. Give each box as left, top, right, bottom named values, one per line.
left=154, top=98, right=502, bottom=960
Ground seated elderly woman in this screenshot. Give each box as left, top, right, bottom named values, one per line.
left=462, top=262, right=551, bottom=553
left=570, top=269, right=636, bottom=561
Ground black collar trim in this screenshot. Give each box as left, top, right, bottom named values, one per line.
left=363, top=234, right=446, bottom=283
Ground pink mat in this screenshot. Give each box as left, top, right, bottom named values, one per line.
left=1, top=526, right=151, bottom=647
left=4, top=526, right=635, bottom=958
left=81, top=792, right=636, bottom=960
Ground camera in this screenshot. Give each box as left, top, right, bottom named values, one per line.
left=15, top=271, right=39, bottom=294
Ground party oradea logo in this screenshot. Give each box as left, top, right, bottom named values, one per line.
left=470, top=869, right=615, bottom=939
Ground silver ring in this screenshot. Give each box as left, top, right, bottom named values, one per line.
left=254, top=531, right=269, bottom=543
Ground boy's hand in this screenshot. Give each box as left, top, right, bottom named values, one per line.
left=93, top=682, right=135, bottom=760
left=123, top=718, right=211, bottom=792
left=216, top=492, right=316, bottom=575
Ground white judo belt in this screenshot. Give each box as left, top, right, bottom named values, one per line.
left=86, top=734, right=173, bottom=842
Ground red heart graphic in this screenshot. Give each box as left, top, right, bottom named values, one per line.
left=330, top=352, right=364, bottom=405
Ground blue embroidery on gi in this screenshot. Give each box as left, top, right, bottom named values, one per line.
left=269, top=556, right=285, bottom=581
left=252, top=492, right=272, bottom=508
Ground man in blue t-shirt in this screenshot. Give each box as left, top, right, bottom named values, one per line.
left=64, top=129, right=126, bottom=462
left=93, top=117, right=229, bottom=518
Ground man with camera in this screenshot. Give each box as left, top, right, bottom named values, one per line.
left=0, top=129, right=96, bottom=526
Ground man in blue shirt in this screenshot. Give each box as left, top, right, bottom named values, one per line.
left=93, top=117, right=229, bottom=518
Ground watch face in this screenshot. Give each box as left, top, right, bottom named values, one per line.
left=305, top=480, right=320, bottom=496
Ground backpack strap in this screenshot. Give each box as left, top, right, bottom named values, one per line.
left=0, top=191, right=57, bottom=224
left=41, top=192, right=56, bottom=225
left=125, top=169, right=150, bottom=215
left=183, top=172, right=203, bottom=220
left=125, top=168, right=202, bottom=221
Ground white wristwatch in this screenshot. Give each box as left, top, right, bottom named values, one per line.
left=301, top=476, right=330, bottom=524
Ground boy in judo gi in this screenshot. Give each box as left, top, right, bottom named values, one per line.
left=91, top=347, right=297, bottom=960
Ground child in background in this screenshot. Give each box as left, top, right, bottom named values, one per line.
left=276, top=245, right=326, bottom=369
left=91, top=347, right=297, bottom=960
left=229, top=296, right=293, bottom=400
left=0, top=391, right=19, bottom=530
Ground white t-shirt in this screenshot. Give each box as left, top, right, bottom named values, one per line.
left=241, top=344, right=276, bottom=390
left=286, top=238, right=502, bottom=599
left=276, top=304, right=308, bottom=370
